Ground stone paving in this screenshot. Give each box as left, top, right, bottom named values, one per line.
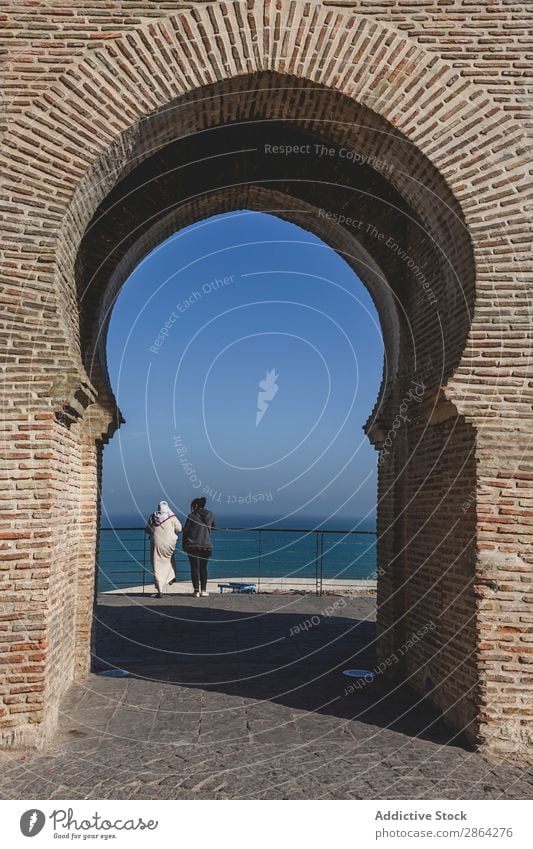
left=0, top=593, right=531, bottom=800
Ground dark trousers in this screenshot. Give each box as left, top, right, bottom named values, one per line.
left=188, top=553, right=210, bottom=592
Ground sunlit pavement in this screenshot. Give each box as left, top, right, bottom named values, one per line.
left=0, top=594, right=531, bottom=800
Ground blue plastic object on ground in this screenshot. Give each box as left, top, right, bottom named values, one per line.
left=342, top=669, right=375, bottom=679
left=217, top=582, right=257, bottom=594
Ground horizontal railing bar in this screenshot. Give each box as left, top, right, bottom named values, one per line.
left=98, top=526, right=377, bottom=596
left=100, top=570, right=191, bottom=575
left=100, top=562, right=376, bottom=567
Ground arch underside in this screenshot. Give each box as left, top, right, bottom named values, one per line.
left=2, top=0, right=530, bottom=755
left=74, top=77, right=475, bottom=444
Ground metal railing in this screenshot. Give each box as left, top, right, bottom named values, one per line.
left=97, top=526, right=377, bottom=596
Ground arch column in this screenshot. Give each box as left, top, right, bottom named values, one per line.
left=74, top=405, right=120, bottom=683
left=0, top=344, right=116, bottom=747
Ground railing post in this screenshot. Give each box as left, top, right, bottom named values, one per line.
left=315, top=533, right=319, bottom=596
left=143, top=531, right=146, bottom=595
left=319, top=532, right=321, bottom=597
left=319, top=532, right=324, bottom=597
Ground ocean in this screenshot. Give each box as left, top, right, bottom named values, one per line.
left=98, top=516, right=377, bottom=593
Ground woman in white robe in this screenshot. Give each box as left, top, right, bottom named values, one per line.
left=145, top=501, right=182, bottom=598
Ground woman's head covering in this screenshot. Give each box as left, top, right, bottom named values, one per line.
left=151, top=500, right=175, bottom=526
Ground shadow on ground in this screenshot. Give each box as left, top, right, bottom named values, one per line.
left=1, top=594, right=531, bottom=800
left=92, top=594, right=467, bottom=750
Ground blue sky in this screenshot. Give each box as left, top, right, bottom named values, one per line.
left=101, top=211, right=383, bottom=529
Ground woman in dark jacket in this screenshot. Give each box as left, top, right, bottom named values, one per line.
left=182, top=497, right=216, bottom=597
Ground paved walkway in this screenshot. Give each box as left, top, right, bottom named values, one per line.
left=0, top=594, right=531, bottom=800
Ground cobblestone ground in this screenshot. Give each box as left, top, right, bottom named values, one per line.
left=1, top=594, right=531, bottom=800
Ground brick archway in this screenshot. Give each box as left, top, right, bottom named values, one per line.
left=1, top=1, right=531, bottom=755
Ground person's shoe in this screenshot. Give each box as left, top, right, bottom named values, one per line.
left=168, top=578, right=176, bottom=585
left=151, top=592, right=163, bottom=599
left=200, top=590, right=209, bottom=597
left=193, top=591, right=200, bottom=598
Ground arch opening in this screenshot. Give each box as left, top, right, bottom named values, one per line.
left=100, top=208, right=385, bottom=535
left=98, top=210, right=383, bottom=552
left=69, top=76, right=479, bottom=748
